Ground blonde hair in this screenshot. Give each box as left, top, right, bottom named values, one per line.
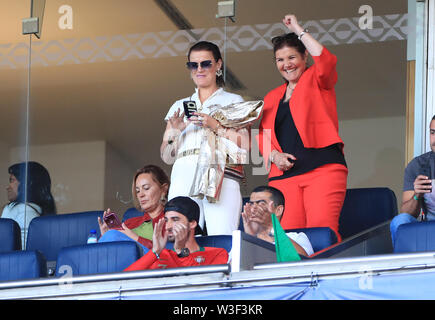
left=131, top=165, right=170, bottom=211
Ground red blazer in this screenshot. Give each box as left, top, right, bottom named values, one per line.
left=256, top=47, right=344, bottom=179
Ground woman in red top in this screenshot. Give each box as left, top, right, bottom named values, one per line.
left=98, top=165, right=170, bottom=250
left=257, top=15, right=348, bottom=241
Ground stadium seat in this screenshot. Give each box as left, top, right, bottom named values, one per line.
left=196, top=235, right=233, bottom=253
left=55, top=241, right=141, bottom=276
left=122, top=207, right=143, bottom=222
left=26, top=210, right=104, bottom=262
left=242, top=188, right=397, bottom=241
left=393, top=221, right=435, bottom=253
left=165, top=235, right=233, bottom=253
left=0, top=218, right=22, bottom=252
left=0, top=250, right=47, bottom=281
left=285, top=227, right=337, bottom=253
left=339, top=187, right=398, bottom=239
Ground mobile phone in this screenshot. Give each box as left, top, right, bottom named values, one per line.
left=104, top=212, right=123, bottom=230
left=183, top=101, right=197, bottom=118
left=421, top=164, right=432, bottom=192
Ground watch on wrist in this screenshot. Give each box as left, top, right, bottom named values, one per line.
left=177, top=248, right=190, bottom=258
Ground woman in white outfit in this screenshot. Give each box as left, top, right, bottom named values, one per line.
left=160, top=41, right=250, bottom=235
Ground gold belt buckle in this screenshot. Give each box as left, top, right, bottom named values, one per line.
left=177, top=148, right=200, bottom=159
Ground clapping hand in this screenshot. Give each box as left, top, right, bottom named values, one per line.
left=242, top=201, right=273, bottom=236
left=172, top=222, right=189, bottom=254
left=152, top=217, right=167, bottom=256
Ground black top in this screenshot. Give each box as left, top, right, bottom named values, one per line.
left=270, top=95, right=346, bottom=182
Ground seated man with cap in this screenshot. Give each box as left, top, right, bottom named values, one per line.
left=124, top=196, right=228, bottom=271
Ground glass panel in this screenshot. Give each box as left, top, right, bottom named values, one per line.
left=0, top=1, right=34, bottom=248
left=5, top=0, right=409, bottom=255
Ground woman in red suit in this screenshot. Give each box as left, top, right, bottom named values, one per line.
left=257, top=14, right=348, bottom=241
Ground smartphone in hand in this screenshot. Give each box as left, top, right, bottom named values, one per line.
left=104, top=212, right=123, bottom=230
left=183, top=101, right=197, bottom=118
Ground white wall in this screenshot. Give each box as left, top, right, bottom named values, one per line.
left=10, top=141, right=106, bottom=213
left=340, top=115, right=406, bottom=204
left=104, top=142, right=136, bottom=216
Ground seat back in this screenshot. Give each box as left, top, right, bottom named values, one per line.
left=339, top=187, right=398, bottom=239
left=0, top=250, right=47, bottom=281
left=394, top=221, right=435, bottom=253
left=196, top=235, right=233, bottom=253
left=0, top=218, right=22, bottom=252
left=285, top=227, right=337, bottom=253
left=55, top=241, right=141, bottom=276
left=26, top=211, right=104, bottom=261
left=122, top=207, right=143, bottom=222
left=165, top=235, right=233, bottom=253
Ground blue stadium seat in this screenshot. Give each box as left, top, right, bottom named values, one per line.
left=0, top=250, right=47, bottom=281
left=285, top=227, right=337, bottom=253
left=394, top=221, right=435, bottom=253
left=196, top=235, right=233, bottom=253
left=165, top=235, right=233, bottom=253
left=339, top=187, right=398, bottom=239
left=242, top=188, right=397, bottom=241
left=55, top=241, right=141, bottom=276
left=122, top=207, right=143, bottom=222
left=0, top=218, right=22, bottom=252
left=26, top=210, right=104, bottom=261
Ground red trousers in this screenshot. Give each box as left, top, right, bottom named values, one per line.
left=269, top=163, right=348, bottom=242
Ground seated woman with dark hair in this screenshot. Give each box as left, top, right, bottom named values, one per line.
left=98, top=164, right=170, bottom=252
left=1, top=161, right=57, bottom=248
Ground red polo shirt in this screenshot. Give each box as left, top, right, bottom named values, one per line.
left=124, top=247, right=229, bottom=271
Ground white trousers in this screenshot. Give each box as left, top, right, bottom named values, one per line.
left=168, top=155, right=242, bottom=235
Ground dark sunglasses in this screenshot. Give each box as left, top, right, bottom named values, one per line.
left=186, top=60, right=213, bottom=70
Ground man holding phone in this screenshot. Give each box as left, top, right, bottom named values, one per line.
left=124, top=196, right=228, bottom=271
left=390, top=115, right=435, bottom=246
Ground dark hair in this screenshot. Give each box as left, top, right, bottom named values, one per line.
left=271, top=32, right=307, bottom=57
left=8, top=161, right=57, bottom=215
left=251, top=185, right=285, bottom=208
left=132, top=164, right=170, bottom=211
left=187, top=41, right=225, bottom=87
left=432, top=115, right=435, bottom=122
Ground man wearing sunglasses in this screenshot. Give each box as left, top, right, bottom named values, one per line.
left=242, top=185, right=314, bottom=257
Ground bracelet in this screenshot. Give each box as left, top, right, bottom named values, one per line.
left=152, top=249, right=160, bottom=259
left=270, top=150, right=277, bottom=163
left=298, top=29, right=308, bottom=40
left=413, top=194, right=421, bottom=201
left=214, top=122, right=227, bottom=136
left=214, top=122, right=221, bottom=133
left=167, top=133, right=180, bottom=145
